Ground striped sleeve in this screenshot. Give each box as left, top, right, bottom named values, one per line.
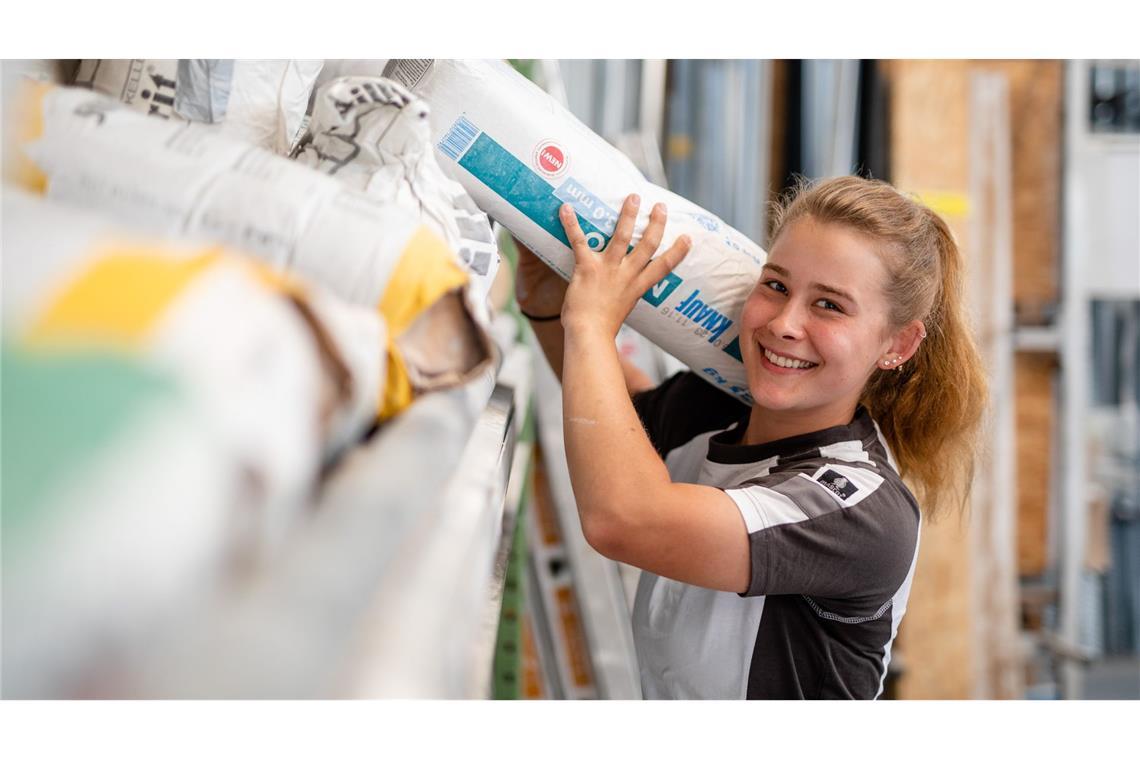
left=726, top=463, right=919, bottom=605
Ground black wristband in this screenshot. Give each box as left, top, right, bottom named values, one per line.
left=520, top=308, right=561, bottom=322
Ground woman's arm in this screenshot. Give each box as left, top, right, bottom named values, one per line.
left=558, top=196, right=750, bottom=593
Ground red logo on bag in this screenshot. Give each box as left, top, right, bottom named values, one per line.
left=534, top=141, right=567, bottom=177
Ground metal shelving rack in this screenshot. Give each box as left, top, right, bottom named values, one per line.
left=1055, top=59, right=1140, bottom=698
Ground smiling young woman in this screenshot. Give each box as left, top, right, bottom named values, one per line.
left=514, top=175, right=987, bottom=700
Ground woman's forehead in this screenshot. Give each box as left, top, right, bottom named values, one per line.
left=767, top=219, right=891, bottom=289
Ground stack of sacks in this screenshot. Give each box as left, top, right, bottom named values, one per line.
left=16, top=82, right=494, bottom=419
left=72, top=59, right=324, bottom=155
left=297, top=76, right=500, bottom=324
left=4, top=190, right=383, bottom=513
left=387, top=59, right=769, bottom=406
left=0, top=191, right=382, bottom=697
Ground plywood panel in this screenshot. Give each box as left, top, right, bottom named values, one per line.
left=1016, top=352, right=1057, bottom=576
left=887, top=59, right=977, bottom=700
left=974, top=60, right=1063, bottom=322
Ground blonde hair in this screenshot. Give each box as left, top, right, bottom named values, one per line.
left=768, top=176, right=988, bottom=521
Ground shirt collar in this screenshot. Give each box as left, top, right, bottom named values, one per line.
left=706, top=406, right=876, bottom=465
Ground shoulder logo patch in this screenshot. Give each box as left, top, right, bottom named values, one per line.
left=817, top=468, right=859, bottom=500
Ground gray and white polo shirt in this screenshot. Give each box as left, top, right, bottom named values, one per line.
left=630, top=372, right=921, bottom=700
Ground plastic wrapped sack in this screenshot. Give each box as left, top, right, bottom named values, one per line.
left=387, top=58, right=768, bottom=405
left=297, top=76, right=499, bottom=323
left=17, top=83, right=494, bottom=419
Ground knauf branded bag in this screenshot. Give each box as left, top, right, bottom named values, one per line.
left=297, top=76, right=500, bottom=323
left=73, top=59, right=323, bottom=155
left=17, top=83, right=494, bottom=418
left=387, top=59, right=767, bottom=405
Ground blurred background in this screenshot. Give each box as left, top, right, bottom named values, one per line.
left=2, top=58, right=1138, bottom=700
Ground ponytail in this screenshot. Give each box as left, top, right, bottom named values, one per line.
left=770, top=177, right=988, bottom=521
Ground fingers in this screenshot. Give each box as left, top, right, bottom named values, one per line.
left=630, top=202, right=668, bottom=267
left=606, top=194, right=640, bottom=261
left=558, top=204, right=592, bottom=265
left=634, top=234, right=692, bottom=296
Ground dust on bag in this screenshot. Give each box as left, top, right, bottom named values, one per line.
left=387, top=58, right=768, bottom=405
left=72, top=59, right=324, bottom=155
left=16, top=83, right=494, bottom=419
left=297, top=76, right=500, bottom=324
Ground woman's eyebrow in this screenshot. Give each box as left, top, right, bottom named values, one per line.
left=816, top=283, right=856, bottom=302
left=762, top=263, right=855, bottom=302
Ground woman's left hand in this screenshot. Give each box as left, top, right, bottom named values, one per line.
left=559, top=193, right=692, bottom=339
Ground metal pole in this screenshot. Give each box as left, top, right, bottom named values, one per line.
left=1059, top=59, right=1092, bottom=699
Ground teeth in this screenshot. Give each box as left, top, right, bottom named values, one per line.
left=764, top=348, right=816, bottom=369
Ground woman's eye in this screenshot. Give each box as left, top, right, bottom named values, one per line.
left=764, top=280, right=787, bottom=294
left=815, top=299, right=843, bottom=312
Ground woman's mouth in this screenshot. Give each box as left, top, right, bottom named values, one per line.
left=761, top=347, right=818, bottom=371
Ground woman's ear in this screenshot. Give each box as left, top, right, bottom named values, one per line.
left=878, top=320, right=927, bottom=372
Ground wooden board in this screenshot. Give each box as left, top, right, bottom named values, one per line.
left=1015, top=352, right=1057, bottom=576
left=974, top=61, right=1063, bottom=324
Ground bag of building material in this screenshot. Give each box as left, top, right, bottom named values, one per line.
left=16, top=82, right=494, bottom=419
left=2, top=197, right=375, bottom=699
left=296, top=76, right=500, bottom=324
left=386, top=58, right=768, bottom=405
left=1, top=342, right=236, bottom=697
left=72, top=59, right=323, bottom=155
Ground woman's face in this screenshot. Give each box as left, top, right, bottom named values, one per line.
left=739, top=217, right=900, bottom=426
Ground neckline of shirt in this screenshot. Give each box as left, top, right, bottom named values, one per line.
left=705, top=405, right=877, bottom=465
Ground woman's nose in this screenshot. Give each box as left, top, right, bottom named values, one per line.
left=768, top=300, right=806, bottom=341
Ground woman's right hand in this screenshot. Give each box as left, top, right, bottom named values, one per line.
left=513, top=236, right=568, bottom=319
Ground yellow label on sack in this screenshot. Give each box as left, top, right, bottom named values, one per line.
left=376, top=226, right=469, bottom=420
left=27, top=248, right=222, bottom=348
left=10, top=80, right=52, bottom=192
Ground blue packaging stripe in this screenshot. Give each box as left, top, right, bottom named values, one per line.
left=454, top=129, right=684, bottom=310
left=458, top=132, right=581, bottom=247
